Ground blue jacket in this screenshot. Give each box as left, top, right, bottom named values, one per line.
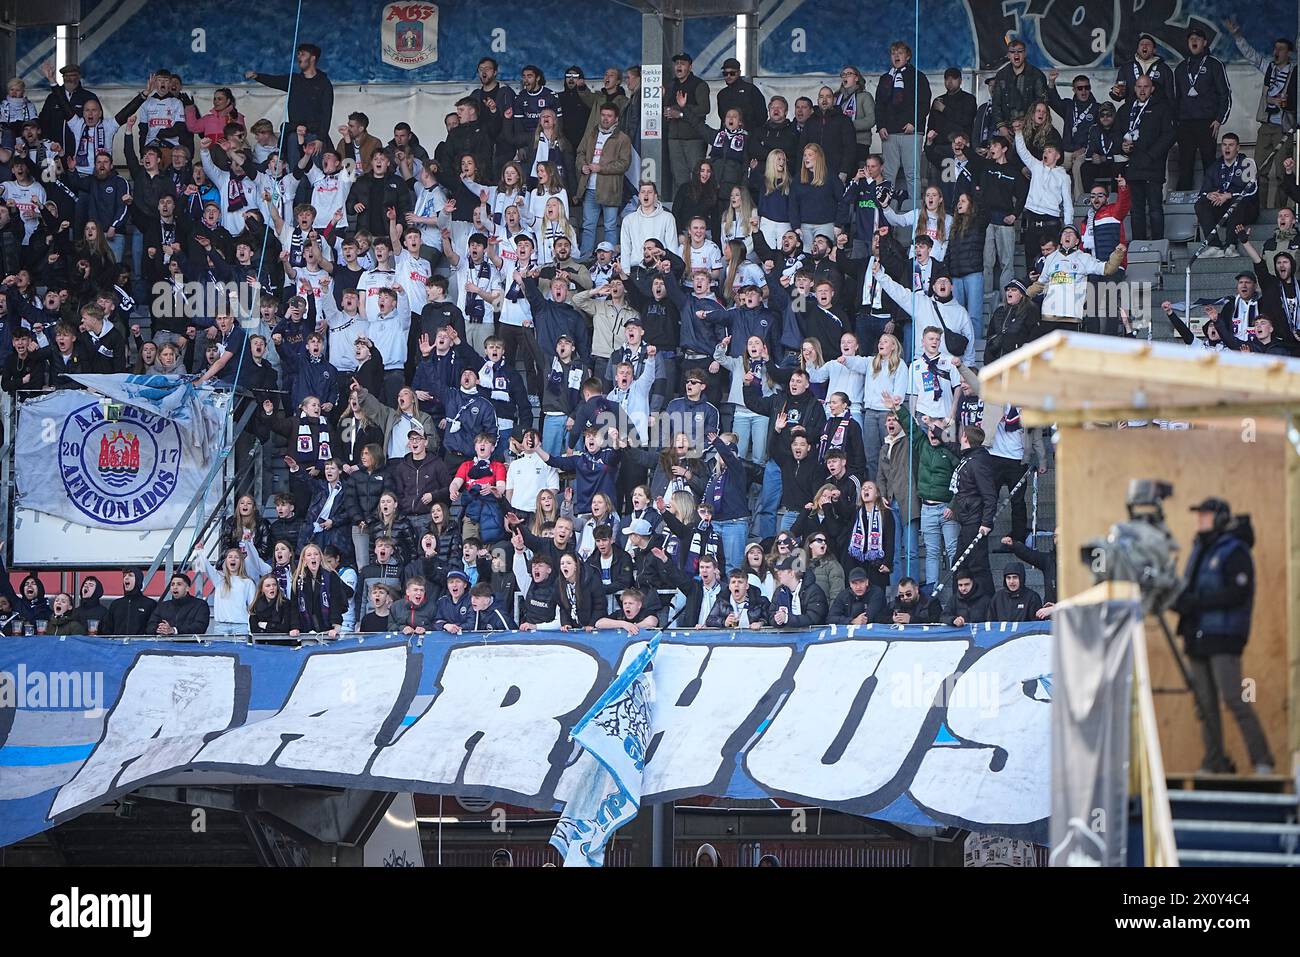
left=757, top=187, right=794, bottom=224
left=75, top=171, right=130, bottom=232
left=442, top=387, right=499, bottom=458
left=790, top=179, right=840, bottom=229
left=663, top=395, right=721, bottom=448
left=476, top=357, right=534, bottom=435
left=549, top=447, right=620, bottom=514
left=413, top=349, right=471, bottom=419
left=1178, top=519, right=1255, bottom=655
left=665, top=281, right=727, bottom=356
left=459, top=598, right=517, bottom=632
left=719, top=302, right=781, bottom=358
left=701, top=436, right=749, bottom=522
left=283, top=353, right=340, bottom=410
left=524, top=279, right=589, bottom=362
left=433, top=593, right=472, bottom=629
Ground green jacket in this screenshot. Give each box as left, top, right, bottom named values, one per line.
left=897, top=410, right=960, bottom=504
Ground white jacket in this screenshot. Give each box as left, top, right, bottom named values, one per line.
left=1015, top=131, right=1073, bottom=219
left=619, top=203, right=681, bottom=260
left=1038, top=248, right=1108, bottom=319
left=876, top=270, right=977, bottom=366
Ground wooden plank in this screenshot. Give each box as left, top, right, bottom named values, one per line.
left=981, top=331, right=1300, bottom=412
left=1022, top=402, right=1300, bottom=428
left=1055, top=426, right=1288, bottom=774
left=1288, top=414, right=1300, bottom=775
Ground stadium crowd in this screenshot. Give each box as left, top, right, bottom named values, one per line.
left=0, top=20, right=1294, bottom=639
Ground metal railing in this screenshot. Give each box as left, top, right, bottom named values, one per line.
left=142, top=400, right=257, bottom=587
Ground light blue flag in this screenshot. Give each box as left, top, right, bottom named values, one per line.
left=550, top=635, right=658, bottom=867
left=70, top=374, right=224, bottom=450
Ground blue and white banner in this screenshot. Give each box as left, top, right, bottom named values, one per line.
left=0, top=623, right=1052, bottom=848
left=550, top=636, right=658, bottom=867
left=14, top=376, right=225, bottom=530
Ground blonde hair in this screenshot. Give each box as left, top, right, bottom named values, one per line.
left=871, top=333, right=903, bottom=375
left=670, top=490, right=696, bottom=525
left=764, top=149, right=790, bottom=196
left=293, top=543, right=324, bottom=587
left=213, top=547, right=248, bottom=594
left=800, top=144, right=827, bottom=187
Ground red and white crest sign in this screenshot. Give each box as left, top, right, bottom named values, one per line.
left=381, top=3, right=439, bottom=70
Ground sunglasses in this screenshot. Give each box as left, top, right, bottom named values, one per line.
left=810, top=538, right=826, bottom=545
left=777, top=539, right=792, bottom=547
left=723, top=70, right=739, bottom=76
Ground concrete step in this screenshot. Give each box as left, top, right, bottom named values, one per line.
left=1177, top=848, right=1300, bottom=866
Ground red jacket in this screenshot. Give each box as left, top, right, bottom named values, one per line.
left=1078, top=182, right=1130, bottom=268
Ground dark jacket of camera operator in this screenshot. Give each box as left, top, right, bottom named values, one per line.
left=1175, top=514, right=1255, bottom=657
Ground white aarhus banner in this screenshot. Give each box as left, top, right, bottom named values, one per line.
left=0, top=624, right=1052, bottom=851
left=14, top=376, right=225, bottom=531
left=381, top=2, right=440, bottom=71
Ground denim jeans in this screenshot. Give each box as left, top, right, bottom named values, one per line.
left=580, top=189, right=619, bottom=260
left=777, top=508, right=799, bottom=533
left=542, top=413, right=568, bottom=457
left=920, top=502, right=960, bottom=589
left=732, top=407, right=767, bottom=463
left=752, top=458, right=783, bottom=541
left=889, top=502, right=921, bottom=588
left=982, top=223, right=1015, bottom=315
left=715, top=518, right=750, bottom=575
left=882, top=133, right=920, bottom=210
left=952, top=271, right=985, bottom=342
left=106, top=233, right=126, bottom=267
left=128, top=224, right=148, bottom=314
left=862, top=409, right=890, bottom=479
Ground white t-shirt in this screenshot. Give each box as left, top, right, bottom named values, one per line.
left=453, top=256, right=502, bottom=324
left=908, top=352, right=959, bottom=420
left=305, top=165, right=352, bottom=228
left=507, top=453, right=560, bottom=512
left=395, top=250, right=433, bottom=313
left=0, top=180, right=46, bottom=243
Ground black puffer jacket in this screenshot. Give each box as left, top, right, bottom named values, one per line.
left=944, top=209, right=988, bottom=278
left=944, top=577, right=992, bottom=625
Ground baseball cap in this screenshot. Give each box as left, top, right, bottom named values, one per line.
left=774, top=557, right=798, bottom=572
left=622, top=518, right=654, bottom=537
left=446, top=570, right=471, bottom=584
left=1138, top=32, right=1158, bottom=45
left=848, top=567, right=869, bottom=583
left=1235, top=271, right=1256, bottom=282
left=623, top=316, right=643, bottom=328
left=722, top=57, right=741, bottom=71
left=672, top=52, right=693, bottom=63
left=1189, top=496, right=1231, bottom=515
left=1187, top=26, right=1208, bottom=39
left=595, top=241, right=615, bottom=253
left=1098, top=103, right=1116, bottom=116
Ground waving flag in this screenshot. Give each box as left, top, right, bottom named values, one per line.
left=550, top=636, right=658, bottom=867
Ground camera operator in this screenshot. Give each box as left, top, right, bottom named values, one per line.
left=1173, top=497, right=1274, bottom=775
